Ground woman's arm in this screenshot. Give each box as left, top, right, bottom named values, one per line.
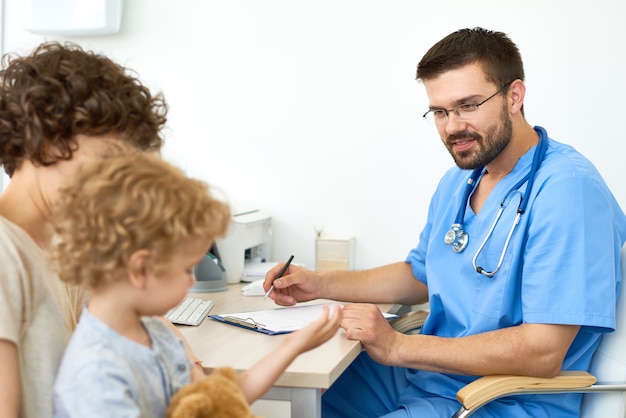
left=0, top=339, right=20, bottom=418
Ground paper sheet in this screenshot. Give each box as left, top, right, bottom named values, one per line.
left=210, top=304, right=398, bottom=334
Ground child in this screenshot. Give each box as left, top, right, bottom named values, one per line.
left=50, top=154, right=342, bottom=417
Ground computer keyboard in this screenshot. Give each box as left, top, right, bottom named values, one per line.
left=166, top=296, right=215, bottom=326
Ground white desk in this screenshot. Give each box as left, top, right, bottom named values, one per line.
left=177, top=283, right=392, bottom=418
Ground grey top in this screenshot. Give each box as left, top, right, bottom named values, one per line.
left=54, top=309, right=192, bottom=418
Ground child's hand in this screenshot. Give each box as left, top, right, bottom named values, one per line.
left=237, top=304, right=343, bottom=403
left=285, top=304, right=343, bottom=353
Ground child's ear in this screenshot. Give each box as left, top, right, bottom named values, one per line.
left=128, top=249, right=153, bottom=289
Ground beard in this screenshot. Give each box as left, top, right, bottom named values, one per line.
left=445, top=104, right=513, bottom=170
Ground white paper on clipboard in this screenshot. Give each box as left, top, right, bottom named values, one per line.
left=210, top=304, right=398, bottom=335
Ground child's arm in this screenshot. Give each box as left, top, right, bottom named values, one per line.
left=159, top=317, right=206, bottom=381
left=236, top=304, right=343, bottom=403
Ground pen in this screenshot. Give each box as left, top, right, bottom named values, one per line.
left=264, top=255, right=294, bottom=299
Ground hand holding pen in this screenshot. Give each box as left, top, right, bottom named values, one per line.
left=264, top=255, right=294, bottom=299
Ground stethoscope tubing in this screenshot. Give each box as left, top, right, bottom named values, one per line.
left=472, top=191, right=523, bottom=277
left=444, top=127, right=549, bottom=276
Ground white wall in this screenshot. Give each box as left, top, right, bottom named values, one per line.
left=3, top=0, right=625, bottom=270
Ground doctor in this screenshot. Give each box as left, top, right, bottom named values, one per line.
left=264, top=27, right=626, bottom=417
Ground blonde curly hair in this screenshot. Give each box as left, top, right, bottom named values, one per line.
left=50, top=153, right=231, bottom=289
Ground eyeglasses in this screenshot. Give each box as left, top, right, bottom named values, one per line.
left=422, top=81, right=513, bottom=125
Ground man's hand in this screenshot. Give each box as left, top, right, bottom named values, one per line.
left=263, top=263, right=322, bottom=306
left=340, top=303, right=402, bottom=366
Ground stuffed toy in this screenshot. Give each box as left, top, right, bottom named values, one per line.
left=166, top=367, right=263, bottom=418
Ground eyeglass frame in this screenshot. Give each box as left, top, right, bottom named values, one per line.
left=422, top=80, right=514, bottom=124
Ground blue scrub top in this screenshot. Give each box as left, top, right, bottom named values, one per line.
left=321, top=127, right=626, bottom=417
left=407, top=126, right=626, bottom=372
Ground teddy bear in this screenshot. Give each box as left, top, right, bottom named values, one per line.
left=166, top=366, right=263, bottom=418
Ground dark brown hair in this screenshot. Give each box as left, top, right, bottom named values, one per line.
left=417, top=27, right=524, bottom=89
left=0, top=42, right=167, bottom=176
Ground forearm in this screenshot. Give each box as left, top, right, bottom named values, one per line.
left=319, top=262, right=427, bottom=305
left=237, top=342, right=299, bottom=403
left=391, top=323, right=579, bottom=378
left=0, top=340, right=20, bottom=418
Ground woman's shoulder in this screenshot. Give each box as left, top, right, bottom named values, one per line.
left=0, top=215, right=42, bottom=259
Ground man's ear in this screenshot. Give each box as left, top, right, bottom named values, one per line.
left=128, top=249, right=153, bottom=289
left=508, top=79, right=526, bottom=115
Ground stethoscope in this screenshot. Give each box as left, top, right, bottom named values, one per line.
left=444, top=129, right=548, bottom=277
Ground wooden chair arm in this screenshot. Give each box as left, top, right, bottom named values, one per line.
left=390, top=310, right=598, bottom=413
left=457, top=371, right=597, bottom=410
left=389, top=310, right=428, bottom=334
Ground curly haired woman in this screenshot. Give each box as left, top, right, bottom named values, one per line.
left=0, top=42, right=167, bottom=418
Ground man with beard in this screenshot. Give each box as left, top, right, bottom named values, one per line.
left=262, top=27, right=626, bottom=417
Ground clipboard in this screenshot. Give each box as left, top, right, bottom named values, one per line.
left=209, top=303, right=398, bottom=335
left=209, top=314, right=287, bottom=335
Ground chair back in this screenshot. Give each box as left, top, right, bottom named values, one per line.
left=580, top=244, right=626, bottom=417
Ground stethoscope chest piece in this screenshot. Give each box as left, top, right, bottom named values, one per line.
left=444, top=223, right=468, bottom=253
left=444, top=127, right=549, bottom=277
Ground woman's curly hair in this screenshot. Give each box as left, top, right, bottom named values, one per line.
left=50, top=153, right=231, bottom=289
left=0, top=42, right=167, bottom=177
